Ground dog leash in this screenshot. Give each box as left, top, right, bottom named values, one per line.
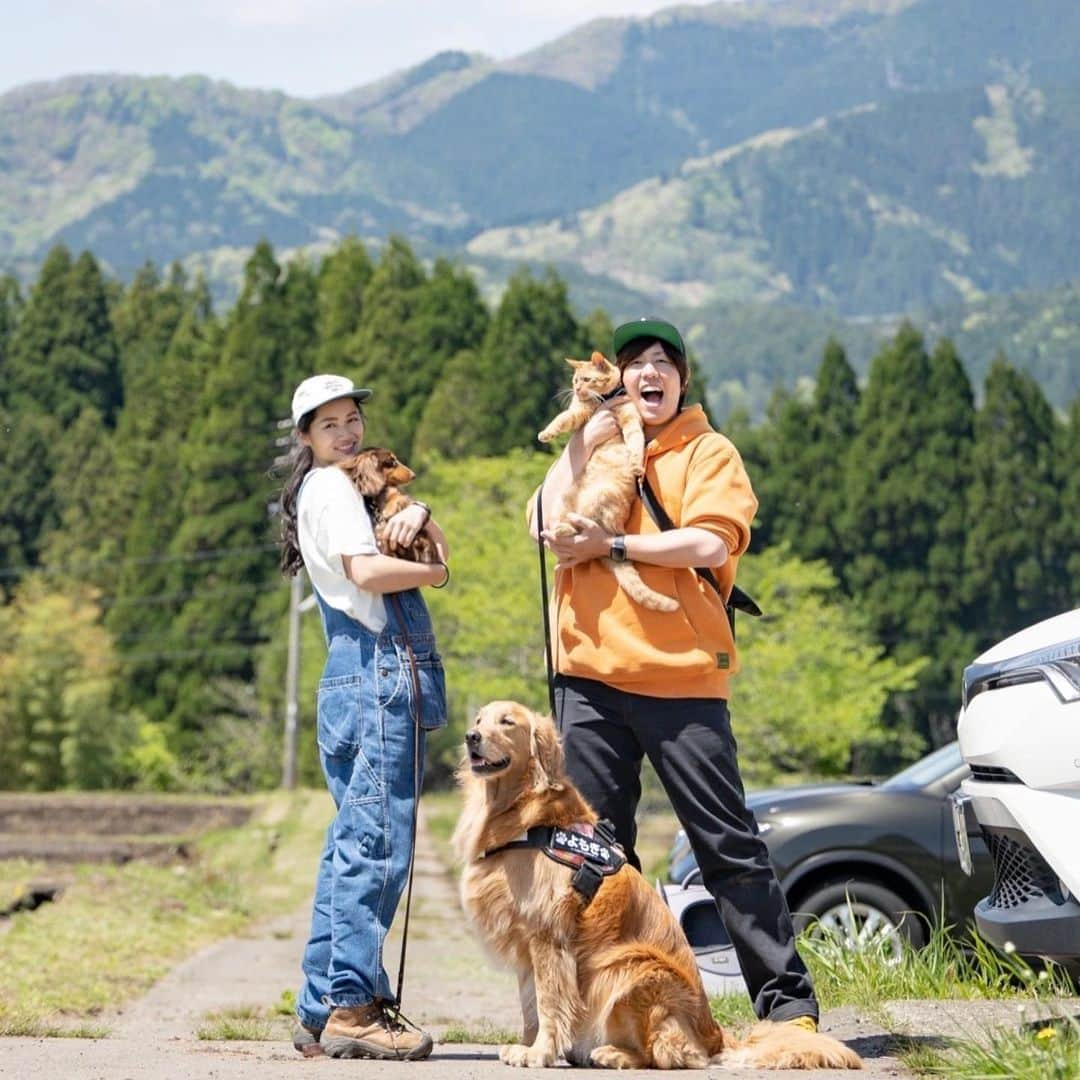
left=386, top=592, right=424, bottom=1016
left=534, top=484, right=559, bottom=725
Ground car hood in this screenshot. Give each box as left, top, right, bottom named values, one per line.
left=746, top=782, right=874, bottom=815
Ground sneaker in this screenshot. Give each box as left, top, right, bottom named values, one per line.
left=292, top=1021, right=323, bottom=1058
left=784, top=1015, right=818, bottom=1034
left=322, top=1002, right=433, bottom=1061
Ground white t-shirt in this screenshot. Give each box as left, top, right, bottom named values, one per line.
left=297, top=466, right=387, bottom=632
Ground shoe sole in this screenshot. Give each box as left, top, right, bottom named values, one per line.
left=292, top=1027, right=324, bottom=1058
left=323, top=1035, right=433, bottom=1061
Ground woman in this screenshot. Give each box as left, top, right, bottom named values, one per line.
left=532, top=319, right=819, bottom=1029
left=279, top=374, right=449, bottom=1061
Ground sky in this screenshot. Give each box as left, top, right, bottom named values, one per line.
left=1, top=0, right=728, bottom=99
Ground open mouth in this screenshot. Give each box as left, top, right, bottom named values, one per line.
left=469, top=751, right=511, bottom=775
left=640, top=387, right=664, bottom=406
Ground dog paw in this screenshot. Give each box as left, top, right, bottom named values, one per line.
left=590, top=1044, right=640, bottom=1069
left=500, top=1043, right=557, bottom=1068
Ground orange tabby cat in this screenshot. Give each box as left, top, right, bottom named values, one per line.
left=538, top=352, right=678, bottom=613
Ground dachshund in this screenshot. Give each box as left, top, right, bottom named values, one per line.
left=339, top=447, right=438, bottom=563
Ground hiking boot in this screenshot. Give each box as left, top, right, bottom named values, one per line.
left=292, top=1021, right=323, bottom=1058
left=322, top=1002, right=433, bottom=1061
left=784, top=1015, right=818, bottom=1034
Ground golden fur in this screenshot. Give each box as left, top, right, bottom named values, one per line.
left=339, top=447, right=437, bottom=562
left=453, top=702, right=863, bottom=1071
left=536, top=352, right=677, bottom=613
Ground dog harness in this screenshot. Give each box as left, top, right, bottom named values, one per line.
left=481, top=819, right=627, bottom=904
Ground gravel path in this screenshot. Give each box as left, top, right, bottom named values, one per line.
left=2, top=808, right=1077, bottom=1079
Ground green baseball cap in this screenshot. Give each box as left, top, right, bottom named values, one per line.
left=612, top=317, right=685, bottom=358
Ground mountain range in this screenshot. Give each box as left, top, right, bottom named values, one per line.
left=2, top=0, right=1078, bottom=411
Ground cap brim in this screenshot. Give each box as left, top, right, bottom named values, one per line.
left=612, top=318, right=685, bottom=357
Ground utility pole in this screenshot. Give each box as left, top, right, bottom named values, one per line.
left=282, top=570, right=305, bottom=789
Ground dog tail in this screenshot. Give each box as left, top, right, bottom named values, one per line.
left=717, top=1020, right=863, bottom=1070
left=604, top=560, right=679, bottom=612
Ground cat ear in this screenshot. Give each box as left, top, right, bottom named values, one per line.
left=591, top=351, right=609, bottom=367
left=565, top=356, right=586, bottom=368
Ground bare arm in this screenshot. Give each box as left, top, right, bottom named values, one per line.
left=541, top=512, right=727, bottom=569
left=342, top=552, right=448, bottom=593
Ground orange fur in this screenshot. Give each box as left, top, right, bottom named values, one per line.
left=339, top=447, right=437, bottom=562
left=453, top=701, right=863, bottom=1071
left=536, top=353, right=677, bottom=613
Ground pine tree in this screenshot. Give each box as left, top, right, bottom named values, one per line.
left=342, top=236, right=429, bottom=457
left=0, top=274, right=22, bottom=408
left=1056, top=397, right=1080, bottom=611
left=843, top=324, right=939, bottom=660
left=316, top=236, right=374, bottom=372
left=165, top=242, right=290, bottom=733
left=106, top=288, right=220, bottom=715
left=471, top=269, right=584, bottom=456
left=7, top=247, right=122, bottom=427
left=965, top=355, right=1062, bottom=646
left=279, top=256, right=320, bottom=395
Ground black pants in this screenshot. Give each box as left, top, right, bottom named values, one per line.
left=554, top=674, right=817, bottom=1022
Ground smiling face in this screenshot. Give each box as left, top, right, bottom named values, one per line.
left=299, top=397, right=365, bottom=467
left=620, top=342, right=685, bottom=436
left=463, top=701, right=565, bottom=791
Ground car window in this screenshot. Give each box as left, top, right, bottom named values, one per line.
left=879, top=742, right=965, bottom=790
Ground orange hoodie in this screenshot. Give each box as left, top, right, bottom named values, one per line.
left=552, top=404, right=758, bottom=699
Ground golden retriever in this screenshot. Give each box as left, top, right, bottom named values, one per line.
left=339, top=447, right=437, bottom=562
left=453, top=701, right=862, bottom=1070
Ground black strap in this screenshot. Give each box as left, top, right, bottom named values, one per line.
left=534, top=485, right=558, bottom=723
left=637, top=476, right=762, bottom=635
left=386, top=593, right=423, bottom=1012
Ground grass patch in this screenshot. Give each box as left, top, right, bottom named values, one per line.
left=0, top=1009, right=109, bottom=1039
left=440, top=1023, right=519, bottom=1045
left=801, top=913, right=1076, bottom=1010
left=904, top=1013, right=1080, bottom=1078
left=0, top=789, right=331, bottom=1031
left=196, top=1005, right=284, bottom=1042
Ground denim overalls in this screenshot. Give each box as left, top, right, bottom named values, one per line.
left=296, top=585, right=447, bottom=1030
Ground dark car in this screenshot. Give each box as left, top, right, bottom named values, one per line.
left=668, top=742, right=993, bottom=957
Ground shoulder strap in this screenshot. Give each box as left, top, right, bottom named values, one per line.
left=637, top=476, right=762, bottom=631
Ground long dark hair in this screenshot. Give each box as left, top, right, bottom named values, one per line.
left=279, top=412, right=315, bottom=577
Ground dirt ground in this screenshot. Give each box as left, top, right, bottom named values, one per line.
left=1, top=808, right=1076, bottom=1080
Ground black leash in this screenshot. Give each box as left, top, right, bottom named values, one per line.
left=534, top=484, right=559, bottom=724
left=386, top=592, right=423, bottom=1014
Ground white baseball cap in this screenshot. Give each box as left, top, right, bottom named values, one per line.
left=291, top=374, right=372, bottom=426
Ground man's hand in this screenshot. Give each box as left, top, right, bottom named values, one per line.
left=541, top=512, right=612, bottom=567
left=382, top=502, right=429, bottom=553
left=581, top=404, right=620, bottom=455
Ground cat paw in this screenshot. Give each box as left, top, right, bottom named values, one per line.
left=550, top=522, right=576, bottom=539
left=537, top=429, right=555, bottom=443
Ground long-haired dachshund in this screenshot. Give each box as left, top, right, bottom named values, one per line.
left=339, top=447, right=437, bottom=563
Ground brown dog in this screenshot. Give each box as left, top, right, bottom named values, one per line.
left=453, top=701, right=863, bottom=1070
left=339, top=447, right=437, bottom=562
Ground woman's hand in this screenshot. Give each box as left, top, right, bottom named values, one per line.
left=382, top=502, right=430, bottom=553
left=541, top=513, right=611, bottom=568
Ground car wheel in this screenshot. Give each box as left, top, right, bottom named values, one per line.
left=792, top=880, right=927, bottom=961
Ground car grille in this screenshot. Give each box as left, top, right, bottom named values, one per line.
left=970, top=764, right=1022, bottom=783
left=984, top=830, right=1065, bottom=909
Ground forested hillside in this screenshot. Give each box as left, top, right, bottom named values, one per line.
left=1, top=238, right=1075, bottom=792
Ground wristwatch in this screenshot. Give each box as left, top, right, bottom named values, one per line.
left=609, top=535, right=628, bottom=563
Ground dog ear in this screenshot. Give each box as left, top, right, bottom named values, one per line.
left=530, top=715, right=565, bottom=792
left=350, top=451, right=384, bottom=496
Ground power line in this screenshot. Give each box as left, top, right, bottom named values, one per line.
left=0, top=542, right=279, bottom=581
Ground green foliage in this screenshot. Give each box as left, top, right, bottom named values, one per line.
left=471, top=269, right=585, bottom=456
left=730, top=546, right=924, bottom=785
left=964, top=356, right=1064, bottom=643
left=0, top=577, right=140, bottom=789
left=414, top=451, right=553, bottom=779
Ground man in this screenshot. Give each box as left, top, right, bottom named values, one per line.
left=532, top=317, right=818, bottom=1028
